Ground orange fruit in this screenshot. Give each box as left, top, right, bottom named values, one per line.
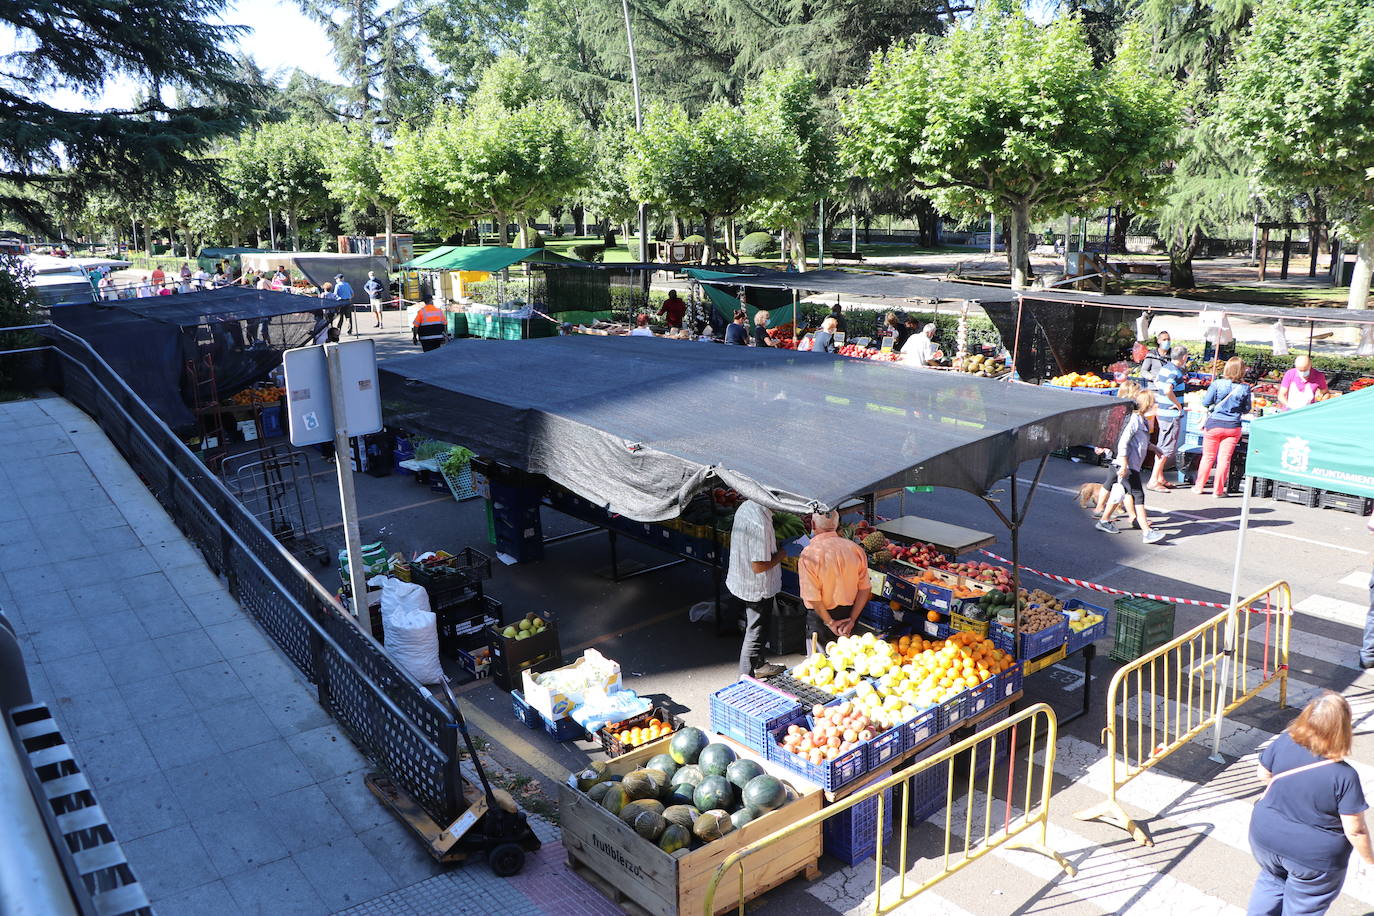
left=926, top=610, right=941, bottom=623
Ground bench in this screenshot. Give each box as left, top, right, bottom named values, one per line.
left=830, top=250, right=866, bottom=262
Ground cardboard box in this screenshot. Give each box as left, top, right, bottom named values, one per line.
left=521, top=651, right=622, bottom=720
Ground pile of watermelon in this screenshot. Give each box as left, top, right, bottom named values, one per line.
left=574, top=727, right=797, bottom=854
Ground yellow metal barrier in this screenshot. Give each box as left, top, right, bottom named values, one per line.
left=1075, top=580, right=1291, bottom=845
left=703, top=703, right=1074, bottom=916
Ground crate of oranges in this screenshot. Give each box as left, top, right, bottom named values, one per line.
left=598, top=707, right=683, bottom=757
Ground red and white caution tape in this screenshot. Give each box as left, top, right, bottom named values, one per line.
left=975, top=549, right=1229, bottom=610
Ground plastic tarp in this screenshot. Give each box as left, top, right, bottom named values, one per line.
left=1246, top=388, right=1374, bottom=498
left=1020, top=289, right=1374, bottom=326
left=238, top=252, right=388, bottom=303
left=698, top=283, right=796, bottom=328
left=378, top=335, right=1127, bottom=520
left=99, top=287, right=322, bottom=327
left=399, top=246, right=578, bottom=272
left=683, top=267, right=1017, bottom=303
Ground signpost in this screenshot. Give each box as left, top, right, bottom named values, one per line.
left=283, top=339, right=383, bottom=636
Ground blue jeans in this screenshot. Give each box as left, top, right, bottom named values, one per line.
left=1247, top=844, right=1346, bottom=916
left=1362, top=566, right=1374, bottom=667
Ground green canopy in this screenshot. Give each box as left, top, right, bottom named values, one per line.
left=683, top=268, right=794, bottom=329
left=1246, top=388, right=1374, bottom=498
left=401, top=246, right=578, bottom=271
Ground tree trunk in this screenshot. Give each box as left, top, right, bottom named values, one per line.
left=1008, top=203, right=1032, bottom=289
left=851, top=212, right=858, bottom=253
left=571, top=203, right=585, bottom=235
left=725, top=217, right=736, bottom=255
left=672, top=212, right=683, bottom=240
left=1111, top=210, right=1132, bottom=255
left=603, top=225, right=617, bottom=247
left=1348, top=229, right=1373, bottom=310
left=496, top=212, right=509, bottom=246
left=516, top=215, right=529, bottom=248
left=383, top=210, right=394, bottom=264
left=1169, top=226, right=1203, bottom=289
left=791, top=220, right=809, bottom=271
left=702, top=214, right=716, bottom=265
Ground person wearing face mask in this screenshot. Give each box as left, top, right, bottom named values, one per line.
left=1139, top=331, right=1172, bottom=381
left=1278, top=355, right=1328, bottom=411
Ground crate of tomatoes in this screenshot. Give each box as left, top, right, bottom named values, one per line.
left=597, top=707, right=682, bottom=757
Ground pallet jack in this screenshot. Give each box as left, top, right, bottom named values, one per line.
left=366, top=679, right=541, bottom=876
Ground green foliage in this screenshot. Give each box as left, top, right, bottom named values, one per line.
left=527, top=229, right=545, bottom=248
left=223, top=120, right=331, bottom=248
left=683, top=235, right=706, bottom=245
left=470, top=54, right=544, bottom=112
left=0, top=254, right=42, bottom=391
left=739, top=231, right=778, bottom=258
left=571, top=243, right=606, bottom=261
left=583, top=111, right=639, bottom=227
left=322, top=123, right=400, bottom=220
left=425, top=0, right=527, bottom=102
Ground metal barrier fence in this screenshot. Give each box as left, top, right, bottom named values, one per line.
left=1, top=323, right=463, bottom=825
left=704, top=703, right=1074, bottom=916
left=1075, top=580, right=1291, bottom=845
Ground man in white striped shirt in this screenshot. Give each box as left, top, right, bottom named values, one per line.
left=726, top=499, right=787, bottom=678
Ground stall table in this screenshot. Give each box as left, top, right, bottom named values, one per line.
left=877, top=516, right=996, bottom=556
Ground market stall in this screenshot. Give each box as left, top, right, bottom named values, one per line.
left=399, top=246, right=581, bottom=337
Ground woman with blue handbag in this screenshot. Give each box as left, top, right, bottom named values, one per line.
left=1192, top=357, right=1252, bottom=497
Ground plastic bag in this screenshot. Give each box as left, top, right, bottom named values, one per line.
left=689, top=601, right=715, bottom=623
left=571, top=689, right=650, bottom=733
left=379, top=578, right=444, bottom=683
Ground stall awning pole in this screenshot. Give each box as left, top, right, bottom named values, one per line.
left=1209, top=476, right=1255, bottom=761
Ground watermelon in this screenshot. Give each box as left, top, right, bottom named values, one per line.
left=693, top=809, right=735, bottom=843
left=730, top=806, right=760, bottom=830
left=587, top=781, right=616, bottom=804
left=658, top=823, right=691, bottom=853
left=725, top=758, right=765, bottom=790
left=662, top=804, right=700, bottom=831
left=646, top=754, right=679, bottom=780
left=618, top=798, right=665, bottom=825
left=670, top=727, right=710, bottom=765
left=622, top=768, right=662, bottom=801
left=693, top=775, right=736, bottom=813
left=631, top=809, right=668, bottom=842
left=600, top=784, right=628, bottom=816
left=670, top=764, right=704, bottom=788
left=741, top=774, right=787, bottom=812
left=664, top=784, right=696, bottom=807
left=697, top=743, right=737, bottom=778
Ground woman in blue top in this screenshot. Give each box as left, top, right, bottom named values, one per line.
left=724, top=309, right=749, bottom=345
left=1191, top=356, right=1253, bottom=497
left=1248, top=692, right=1374, bottom=915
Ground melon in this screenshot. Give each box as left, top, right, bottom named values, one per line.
left=670, top=727, right=710, bottom=765
left=725, top=758, right=765, bottom=790
left=587, top=781, right=616, bottom=804
left=618, top=798, right=665, bottom=825
left=575, top=763, right=608, bottom=792
left=697, top=743, right=737, bottom=778
left=693, top=775, right=736, bottom=813
left=693, top=809, right=735, bottom=843
left=600, top=784, right=629, bottom=816
left=621, top=768, right=662, bottom=801
left=631, top=809, right=668, bottom=843
left=741, top=774, right=787, bottom=812
left=646, top=754, right=679, bottom=780
left=662, top=804, right=700, bottom=831
left=730, top=806, right=760, bottom=830
left=658, top=823, right=691, bottom=854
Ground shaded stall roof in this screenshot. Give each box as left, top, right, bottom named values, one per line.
left=683, top=267, right=1017, bottom=303
left=401, top=246, right=579, bottom=271
left=1248, top=388, right=1374, bottom=498
left=1020, top=289, right=1374, bottom=326
left=378, top=335, right=1126, bottom=520
left=100, top=287, right=320, bottom=327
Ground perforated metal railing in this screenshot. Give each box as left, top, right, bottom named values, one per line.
left=1, top=323, right=463, bottom=826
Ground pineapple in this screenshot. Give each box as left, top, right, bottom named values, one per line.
left=862, top=532, right=888, bottom=554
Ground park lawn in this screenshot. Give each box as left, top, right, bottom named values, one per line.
left=1126, top=278, right=1351, bottom=309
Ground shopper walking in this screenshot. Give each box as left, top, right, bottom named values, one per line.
left=332, top=274, right=356, bottom=334
left=798, top=511, right=871, bottom=642
left=1096, top=391, right=1167, bottom=544
left=725, top=500, right=787, bottom=678
left=412, top=300, right=446, bottom=352
left=364, top=271, right=386, bottom=327
left=1192, top=357, right=1252, bottom=497
left=1247, top=692, right=1373, bottom=915
left=1147, top=346, right=1189, bottom=491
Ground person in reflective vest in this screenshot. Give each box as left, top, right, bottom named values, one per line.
left=412, top=302, right=446, bottom=351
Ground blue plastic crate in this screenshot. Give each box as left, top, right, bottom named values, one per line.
left=867, top=725, right=905, bottom=769
left=963, top=678, right=998, bottom=718
left=823, top=784, right=895, bottom=866
left=994, top=663, right=1024, bottom=702
left=1064, top=599, right=1110, bottom=654
left=900, top=704, right=941, bottom=753
left=881, top=572, right=919, bottom=608
left=510, top=690, right=540, bottom=729
left=767, top=710, right=870, bottom=792
left=939, top=688, right=969, bottom=730
left=260, top=405, right=284, bottom=437
left=543, top=709, right=588, bottom=742
left=710, top=679, right=804, bottom=753
left=990, top=625, right=1015, bottom=654
left=859, top=599, right=903, bottom=632
left=1008, top=617, right=1068, bottom=659
left=908, top=737, right=953, bottom=822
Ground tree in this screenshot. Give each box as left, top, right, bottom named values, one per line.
left=426, top=0, right=529, bottom=102
left=224, top=121, right=331, bottom=249
left=1218, top=0, right=1374, bottom=309
left=381, top=107, right=486, bottom=238
left=841, top=9, right=1179, bottom=288
left=293, top=0, right=431, bottom=119
left=1, top=0, right=254, bottom=235
left=744, top=67, right=836, bottom=269
left=583, top=114, right=641, bottom=246
left=627, top=102, right=796, bottom=263
left=323, top=125, right=402, bottom=255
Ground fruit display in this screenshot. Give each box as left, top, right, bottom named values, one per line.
left=1066, top=606, right=1105, bottom=633
left=944, top=560, right=1013, bottom=593
left=950, top=353, right=1009, bottom=377
left=1005, top=601, right=1064, bottom=635
left=870, top=630, right=1015, bottom=710
left=773, top=512, right=806, bottom=541
left=500, top=612, right=550, bottom=641
left=1019, top=588, right=1062, bottom=613
left=610, top=716, right=677, bottom=750
left=227, top=385, right=284, bottom=405
left=1048, top=372, right=1114, bottom=389
left=1351, top=378, right=1374, bottom=392
left=837, top=343, right=902, bottom=362
left=576, top=731, right=796, bottom=853
left=778, top=702, right=877, bottom=765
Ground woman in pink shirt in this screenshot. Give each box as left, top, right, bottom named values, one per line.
left=1278, top=356, right=1328, bottom=410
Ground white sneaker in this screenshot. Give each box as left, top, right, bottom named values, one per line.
left=1143, top=529, right=1166, bottom=544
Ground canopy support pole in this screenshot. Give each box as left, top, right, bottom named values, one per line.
left=1210, top=476, right=1254, bottom=762
left=1011, top=294, right=1026, bottom=381
left=980, top=455, right=1050, bottom=645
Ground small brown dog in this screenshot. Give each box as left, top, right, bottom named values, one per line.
left=1077, top=482, right=1107, bottom=509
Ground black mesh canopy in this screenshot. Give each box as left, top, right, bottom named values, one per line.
left=105, top=286, right=325, bottom=326
left=379, top=336, right=1126, bottom=521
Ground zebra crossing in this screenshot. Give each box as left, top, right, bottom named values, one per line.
left=803, top=578, right=1374, bottom=915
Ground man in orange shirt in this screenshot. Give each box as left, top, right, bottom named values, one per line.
left=798, top=511, right=871, bottom=641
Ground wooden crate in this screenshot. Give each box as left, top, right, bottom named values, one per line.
left=560, top=740, right=822, bottom=916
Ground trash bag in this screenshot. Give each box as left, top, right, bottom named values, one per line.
left=378, top=577, right=444, bottom=684
left=688, top=601, right=715, bottom=624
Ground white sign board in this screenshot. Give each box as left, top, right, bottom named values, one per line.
left=283, top=339, right=383, bottom=446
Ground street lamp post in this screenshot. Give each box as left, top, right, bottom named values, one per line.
left=621, top=0, right=649, bottom=264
